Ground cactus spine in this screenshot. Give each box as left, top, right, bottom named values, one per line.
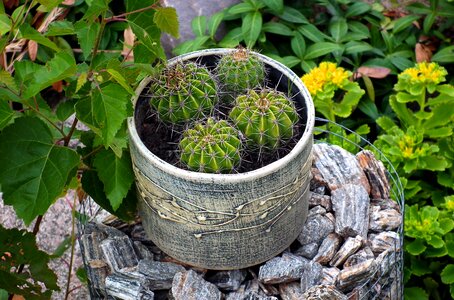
left=179, top=118, right=242, bottom=173
left=229, top=89, right=298, bottom=149
left=217, top=48, right=265, bottom=98
left=148, top=62, right=218, bottom=123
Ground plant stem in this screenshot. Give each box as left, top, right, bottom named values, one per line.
left=81, top=145, right=104, bottom=161
left=64, top=192, right=78, bottom=300
left=88, top=15, right=107, bottom=72
left=26, top=104, right=66, bottom=136
left=15, top=215, right=43, bottom=276
left=64, top=117, right=79, bottom=147
left=104, top=4, right=159, bottom=22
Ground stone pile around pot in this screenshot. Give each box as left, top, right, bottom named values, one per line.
left=79, top=144, right=402, bottom=300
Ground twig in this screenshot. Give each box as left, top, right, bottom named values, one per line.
left=64, top=117, right=79, bottom=147
left=104, top=4, right=159, bottom=22
left=64, top=191, right=78, bottom=300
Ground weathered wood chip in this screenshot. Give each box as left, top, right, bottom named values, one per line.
left=259, top=253, right=307, bottom=284
left=312, top=144, right=370, bottom=193
left=369, top=206, right=402, bottom=232
left=171, top=270, right=222, bottom=300
left=330, top=236, right=363, bottom=267
left=369, top=231, right=401, bottom=255
left=320, top=267, right=340, bottom=286
left=302, top=284, right=347, bottom=300
left=313, top=233, right=342, bottom=265
left=294, top=242, right=319, bottom=260
left=138, top=259, right=186, bottom=290
left=356, top=150, right=390, bottom=199
left=300, top=260, right=323, bottom=293
left=105, top=273, right=155, bottom=300
left=101, top=235, right=139, bottom=272
left=279, top=282, right=304, bottom=300
left=309, top=192, right=332, bottom=211
left=331, top=184, right=369, bottom=238
left=206, top=269, right=246, bottom=291
left=343, top=247, right=374, bottom=268
left=297, top=213, right=334, bottom=246
left=337, top=259, right=377, bottom=291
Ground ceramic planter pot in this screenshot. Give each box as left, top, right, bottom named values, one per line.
left=128, top=49, right=315, bottom=270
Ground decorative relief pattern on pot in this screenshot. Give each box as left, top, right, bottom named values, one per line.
left=132, top=161, right=311, bottom=239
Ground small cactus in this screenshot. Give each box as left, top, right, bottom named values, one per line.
left=148, top=62, right=218, bottom=123
left=229, top=89, right=299, bottom=149
left=217, top=48, right=265, bottom=99
left=179, top=118, right=242, bottom=173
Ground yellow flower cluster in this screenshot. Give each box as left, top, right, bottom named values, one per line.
left=301, top=62, right=350, bottom=95
left=400, top=62, right=447, bottom=84
left=398, top=134, right=415, bottom=159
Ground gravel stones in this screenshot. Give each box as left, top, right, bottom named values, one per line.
left=79, top=145, right=403, bottom=299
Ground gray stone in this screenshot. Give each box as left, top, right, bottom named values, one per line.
left=84, top=222, right=126, bottom=238
left=225, top=280, right=278, bottom=300
left=307, top=205, right=327, bottom=217
left=300, top=261, right=323, bottom=293
left=320, top=267, right=340, bottom=286
left=138, top=259, right=186, bottom=290
left=80, top=232, right=110, bottom=296
left=356, top=150, right=390, bottom=199
left=369, top=231, right=401, bottom=255
left=310, top=167, right=328, bottom=193
left=294, top=242, right=319, bottom=259
left=330, top=236, right=363, bottom=267
left=258, top=253, right=307, bottom=284
left=331, top=184, right=370, bottom=238
left=297, top=213, right=334, bottom=246
left=343, top=247, right=374, bottom=268
left=369, top=206, right=402, bottom=232
left=309, top=193, right=332, bottom=211
left=171, top=269, right=222, bottom=300
left=101, top=235, right=139, bottom=272
left=133, top=241, right=154, bottom=260
left=278, top=282, right=304, bottom=300
left=206, top=269, right=247, bottom=291
left=302, top=285, right=347, bottom=300
left=337, top=259, right=377, bottom=291
left=313, top=233, right=342, bottom=265
left=312, top=144, right=371, bottom=193
left=105, top=273, right=154, bottom=300
left=131, top=223, right=151, bottom=242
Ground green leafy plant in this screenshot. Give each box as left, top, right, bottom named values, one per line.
left=374, top=62, right=454, bottom=299
left=300, top=61, right=368, bottom=152
left=0, top=0, right=178, bottom=298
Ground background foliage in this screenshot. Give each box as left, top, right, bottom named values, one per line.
left=175, top=0, right=454, bottom=298
left=0, top=0, right=176, bottom=298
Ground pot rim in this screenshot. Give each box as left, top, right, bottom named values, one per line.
left=128, top=48, right=315, bottom=184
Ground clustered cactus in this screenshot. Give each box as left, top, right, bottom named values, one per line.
left=217, top=47, right=265, bottom=99
left=147, top=48, right=300, bottom=173
left=179, top=118, right=242, bottom=173
left=229, top=89, right=298, bottom=149
left=147, top=62, right=218, bottom=123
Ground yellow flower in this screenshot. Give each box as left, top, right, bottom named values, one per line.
left=301, top=62, right=350, bottom=96
left=400, top=62, right=447, bottom=84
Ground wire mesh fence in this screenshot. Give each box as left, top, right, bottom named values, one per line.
left=77, top=117, right=404, bottom=300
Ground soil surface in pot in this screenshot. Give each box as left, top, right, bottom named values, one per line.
left=135, top=54, right=309, bottom=173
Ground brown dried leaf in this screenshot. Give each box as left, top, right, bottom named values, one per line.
left=28, top=40, right=38, bottom=61
left=4, top=0, right=19, bottom=10
left=415, top=43, right=432, bottom=63
left=12, top=296, right=25, bottom=300
left=356, top=66, right=391, bottom=79
left=122, top=27, right=135, bottom=61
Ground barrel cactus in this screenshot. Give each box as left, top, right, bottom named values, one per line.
left=179, top=118, right=242, bottom=173
left=229, top=89, right=299, bottom=149
left=147, top=62, right=218, bottom=123
left=217, top=48, right=265, bottom=99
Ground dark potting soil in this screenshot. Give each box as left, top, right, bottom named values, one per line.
left=137, top=97, right=306, bottom=174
